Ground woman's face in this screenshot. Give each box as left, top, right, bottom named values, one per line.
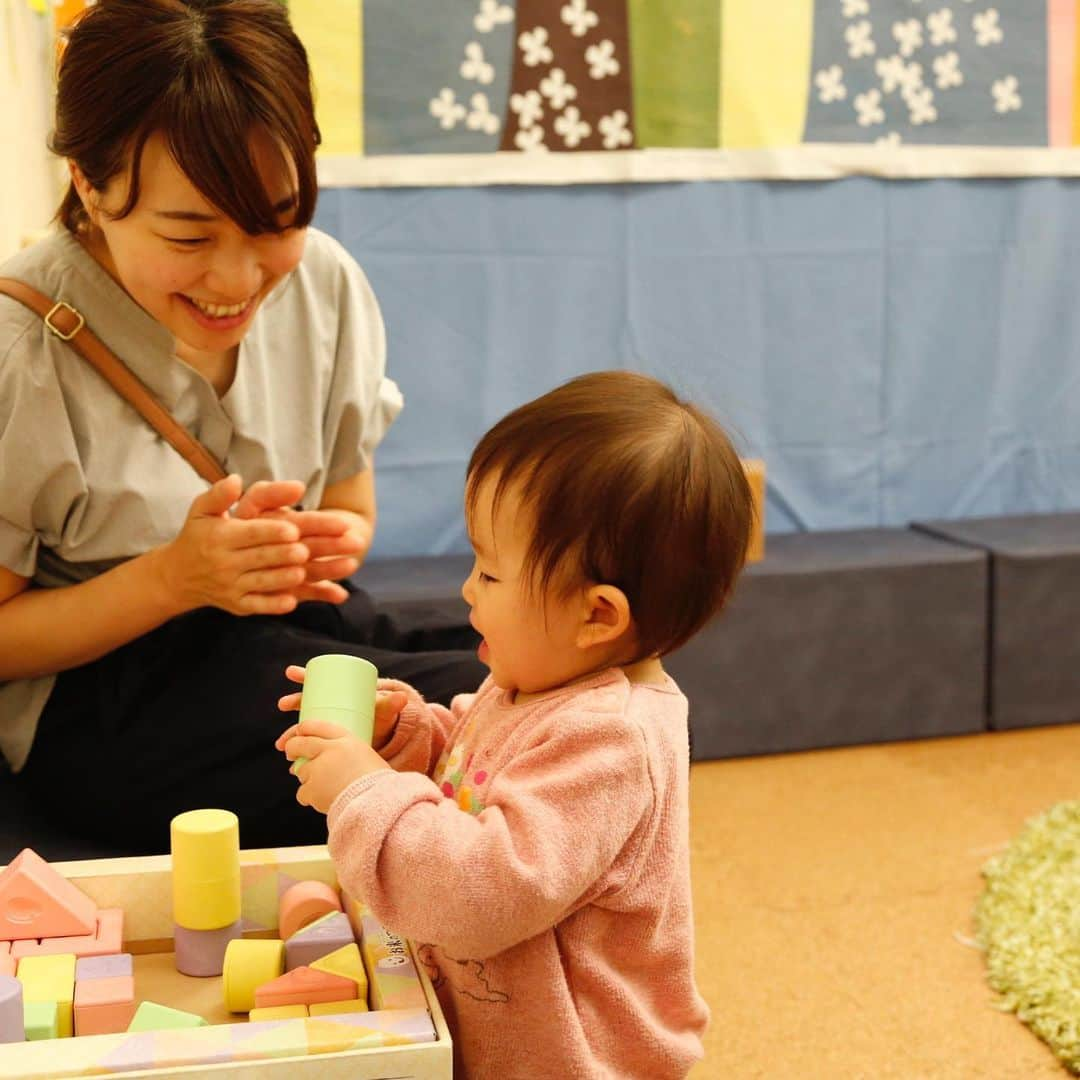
left=73, top=129, right=306, bottom=360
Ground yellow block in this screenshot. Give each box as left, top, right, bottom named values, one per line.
left=171, top=809, right=241, bottom=931
left=308, top=998, right=369, bottom=1017
left=311, top=943, right=368, bottom=1004
left=741, top=459, right=766, bottom=563
left=720, top=1, right=814, bottom=147
left=250, top=1004, right=309, bottom=1021
left=289, top=0, right=363, bottom=156
left=17, top=953, right=75, bottom=1038
left=222, top=938, right=286, bottom=1014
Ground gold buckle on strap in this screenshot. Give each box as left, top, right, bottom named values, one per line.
left=44, top=300, right=85, bottom=341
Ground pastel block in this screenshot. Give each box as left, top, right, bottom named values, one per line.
left=285, top=910, right=355, bottom=971
left=74, top=974, right=136, bottom=1036
left=249, top=1004, right=308, bottom=1021
left=170, top=809, right=241, bottom=931
left=76, top=952, right=133, bottom=981
left=127, top=1000, right=208, bottom=1032
left=0, top=974, right=23, bottom=1044
left=222, top=937, right=286, bottom=1013
left=278, top=880, right=342, bottom=941
left=0, top=848, right=98, bottom=942
left=253, top=965, right=357, bottom=1009
left=0, top=954, right=14, bottom=978
left=17, top=953, right=75, bottom=1037
left=11, top=907, right=123, bottom=958
left=359, top=914, right=427, bottom=1011
left=174, top=918, right=243, bottom=977
left=22, top=999, right=58, bottom=1041
left=309, top=943, right=367, bottom=1002
left=308, top=997, right=369, bottom=1017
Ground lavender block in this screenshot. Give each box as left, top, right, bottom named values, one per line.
left=76, top=953, right=134, bottom=981
left=285, top=910, right=355, bottom=971
left=0, top=975, right=23, bottom=1044
left=174, top=919, right=244, bottom=977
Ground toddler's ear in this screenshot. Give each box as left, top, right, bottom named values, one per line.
left=576, top=584, right=632, bottom=649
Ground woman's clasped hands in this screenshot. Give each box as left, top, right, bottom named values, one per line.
left=151, top=474, right=363, bottom=616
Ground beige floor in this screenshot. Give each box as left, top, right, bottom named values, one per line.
left=688, top=724, right=1080, bottom=1079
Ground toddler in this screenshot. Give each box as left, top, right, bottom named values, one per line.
left=276, top=370, right=754, bottom=1078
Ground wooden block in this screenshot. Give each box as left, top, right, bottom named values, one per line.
left=173, top=919, right=242, bottom=977
left=73, top=974, right=135, bottom=1036
left=359, top=913, right=427, bottom=1012
left=253, top=965, right=357, bottom=1010
left=222, top=938, right=286, bottom=1014
left=0, top=974, right=22, bottom=1044
left=249, top=1004, right=308, bottom=1021
left=278, top=880, right=342, bottom=942
left=127, top=1000, right=208, bottom=1032
left=11, top=907, right=123, bottom=959
left=16, top=953, right=75, bottom=1037
left=308, top=998, right=369, bottom=1017
left=0, top=849, right=98, bottom=942
left=741, top=458, right=766, bottom=563
left=310, top=943, right=367, bottom=1002
left=22, top=1000, right=58, bottom=1041
left=75, top=953, right=132, bottom=981
left=0, top=954, right=14, bottom=978
left=285, top=910, right=355, bottom=971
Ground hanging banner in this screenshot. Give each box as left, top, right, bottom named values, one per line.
left=54, top=1, right=1080, bottom=186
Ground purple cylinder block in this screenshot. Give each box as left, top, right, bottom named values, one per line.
left=174, top=919, right=244, bottom=977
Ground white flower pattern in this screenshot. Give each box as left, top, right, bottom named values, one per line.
left=429, top=88, right=466, bottom=130
left=585, top=39, right=620, bottom=80
left=560, top=0, right=599, bottom=39
left=815, top=64, right=848, bottom=104
left=540, top=67, right=578, bottom=110
left=461, top=42, right=495, bottom=85
left=554, top=105, right=592, bottom=148
left=474, top=0, right=513, bottom=35
left=518, top=27, right=555, bottom=67
left=598, top=109, right=633, bottom=149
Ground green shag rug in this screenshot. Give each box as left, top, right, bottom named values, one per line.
left=976, top=800, right=1080, bottom=1073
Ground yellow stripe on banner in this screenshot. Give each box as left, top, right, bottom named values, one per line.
left=289, top=0, right=363, bottom=157
left=720, top=0, right=814, bottom=148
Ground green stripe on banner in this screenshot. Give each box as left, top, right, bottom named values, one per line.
left=628, top=0, right=719, bottom=148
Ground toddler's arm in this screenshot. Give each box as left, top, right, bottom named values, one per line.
left=326, top=708, right=653, bottom=959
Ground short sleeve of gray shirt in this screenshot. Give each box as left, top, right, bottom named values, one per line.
left=0, top=226, right=403, bottom=770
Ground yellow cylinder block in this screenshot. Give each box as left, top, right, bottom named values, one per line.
left=170, top=809, right=241, bottom=931
left=222, top=938, right=286, bottom=1014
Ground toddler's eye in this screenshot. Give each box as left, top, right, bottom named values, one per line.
left=478, top=571, right=497, bottom=584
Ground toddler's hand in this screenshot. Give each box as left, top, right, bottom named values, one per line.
left=277, top=718, right=390, bottom=814
left=277, top=665, right=408, bottom=751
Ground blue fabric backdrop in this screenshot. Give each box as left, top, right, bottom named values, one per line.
left=313, top=177, right=1080, bottom=559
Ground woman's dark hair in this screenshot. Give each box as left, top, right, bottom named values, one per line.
left=466, top=371, right=756, bottom=660
left=52, top=0, right=320, bottom=235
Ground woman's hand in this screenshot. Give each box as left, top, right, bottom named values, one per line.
left=277, top=718, right=391, bottom=814
left=233, top=480, right=366, bottom=602
left=153, top=475, right=316, bottom=616
left=277, top=665, right=407, bottom=751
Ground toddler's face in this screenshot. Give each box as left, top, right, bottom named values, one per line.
left=461, top=477, right=590, bottom=698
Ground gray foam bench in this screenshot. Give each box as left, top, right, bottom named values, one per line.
left=667, top=528, right=988, bottom=759
left=356, top=532, right=990, bottom=761
left=0, top=527, right=991, bottom=862
left=914, top=512, right=1080, bottom=731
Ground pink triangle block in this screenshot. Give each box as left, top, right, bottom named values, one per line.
left=0, top=849, right=98, bottom=941
left=253, top=965, right=357, bottom=1009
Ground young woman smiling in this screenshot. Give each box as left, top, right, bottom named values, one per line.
left=0, top=0, right=483, bottom=851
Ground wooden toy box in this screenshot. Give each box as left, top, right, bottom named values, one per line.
left=0, top=846, right=452, bottom=1078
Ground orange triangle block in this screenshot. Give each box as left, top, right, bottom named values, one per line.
left=253, top=965, right=358, bottom=1010
left=0, top=849, right=98, bottom=942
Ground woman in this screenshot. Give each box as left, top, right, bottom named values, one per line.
left=0, top=0, right=483, bottom=851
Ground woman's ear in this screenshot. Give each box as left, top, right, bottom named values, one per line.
left=575, top=584, right=632, bottom=650
left=68, top=160, right=99, bottom=224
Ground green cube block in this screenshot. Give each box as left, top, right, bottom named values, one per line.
left=24, top=1000, right=59, bottom=1041
left=127, top=1001, right=208, bottom=1032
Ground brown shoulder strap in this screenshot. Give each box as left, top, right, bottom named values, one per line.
left=0, top=276, right=227, bottom=485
